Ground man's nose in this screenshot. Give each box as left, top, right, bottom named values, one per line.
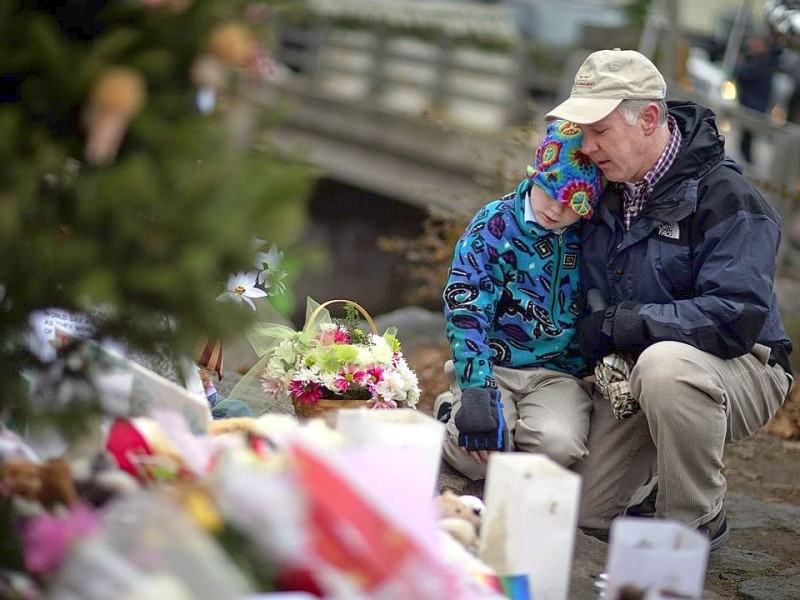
left=582, top=135, right=598, bottom=155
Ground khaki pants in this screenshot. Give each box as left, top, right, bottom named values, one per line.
left=441, top=360, right=593, bottom=481
left=574, top=341, right=792, bottom=530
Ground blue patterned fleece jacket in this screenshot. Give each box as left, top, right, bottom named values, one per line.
left=443, top=177, right=588, bottom=391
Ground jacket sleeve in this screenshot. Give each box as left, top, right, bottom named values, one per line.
left=613, top=188, right=779, bottom=359
left=443, top=213, right=507, bottom=389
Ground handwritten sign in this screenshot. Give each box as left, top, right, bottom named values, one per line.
left=29, top=308, right=95, bottom=360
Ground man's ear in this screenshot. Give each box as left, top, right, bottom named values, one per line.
left=641, top=103, right=660, bottom=134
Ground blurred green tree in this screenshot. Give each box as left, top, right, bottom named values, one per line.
left=0, top=0, right=312, bottom=425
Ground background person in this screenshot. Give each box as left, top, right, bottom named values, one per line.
left=733, top=34, right=780, bottom=163
left=546, top=48, right=793, bottom=551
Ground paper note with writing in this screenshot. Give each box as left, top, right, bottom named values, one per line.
left=29, top=308, right=95, bottom=360
left=605, top=517, right=709, bottom=600
left=26, top=311, right=210, bottom=434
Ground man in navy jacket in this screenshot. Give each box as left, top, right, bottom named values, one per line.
left=546, top=49, right=793, bottom=551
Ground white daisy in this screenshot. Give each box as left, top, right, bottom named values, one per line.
left=216, top=271, right=267, bottom=310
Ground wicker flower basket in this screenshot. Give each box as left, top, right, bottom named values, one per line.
left=292, top=397, right=375, bottom=419
left=291, top=299, right=382, bottom=420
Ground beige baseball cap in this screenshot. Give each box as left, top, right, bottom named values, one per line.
left=546, top=48, right=667, bottom=124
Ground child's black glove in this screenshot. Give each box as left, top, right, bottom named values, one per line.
left=454, top=387, right=507, bottom=452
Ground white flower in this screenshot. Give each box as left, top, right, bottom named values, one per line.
left=395, top=357, right=419, bottom=386
left=355, top=345, right=373, bottom=366
left=274, top=339, right=300, bottom=365
left=255, top=242, right=283, bottom=273
left=255, top=243, right=287, bottom=296
left=367, top=334, right=394, bottom=364
left=318, top=371, right=338, bottom=391
left=375, top=371, right=409, bottom=403
left=216, top=271, right=267, bottom=310
left=266, top=355, right=291, bottom=380
left=402, top=378, right=421, bottom=407
left=294, top=364, right=321, bottom=385
left=381, top=358, right=420, bottom=407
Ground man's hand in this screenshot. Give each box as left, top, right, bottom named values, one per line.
left=578, top=308, right=614, bottom=364
left=454, top=387, right=507, bottom=455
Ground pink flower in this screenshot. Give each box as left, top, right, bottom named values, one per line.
left=22, top=503, right=100, bottom=574
left=317, top=327, right=350, bottom=346
left=289, top=380, right=324, bottom=405
left=371, top=397, right=398, bottom=410
left=365, top=366, right=384, bottom=388
left=333, top=365, right=367, bottom=393
left=260, top=372, right=287, bottom=396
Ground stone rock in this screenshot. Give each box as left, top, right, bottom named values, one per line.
left=727, top=491, right=800, bottom=533
left=739, top=566, right=800, bottom=600
left=569, top=532, right=608, bottom=600
left=710, top=547, right=780, bottom=572
left=373, top=306, right=446, bottom=349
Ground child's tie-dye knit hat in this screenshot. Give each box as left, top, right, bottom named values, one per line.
left=527, top=119, right=604, bottom=218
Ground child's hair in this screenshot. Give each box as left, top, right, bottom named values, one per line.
left=528, top=120, right=604, bottom=218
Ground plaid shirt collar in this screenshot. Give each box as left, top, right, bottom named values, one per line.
left=622, top=115, right=682, bottom=230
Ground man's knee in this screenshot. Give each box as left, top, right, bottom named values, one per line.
left=631, top=342, right=726, bottom=421
left=632, top=342, right=696, bottom=399
left=634, top=342, right=690, bottom=378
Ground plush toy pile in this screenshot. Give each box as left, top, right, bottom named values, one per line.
left=0, top=409, right=509, bottom=600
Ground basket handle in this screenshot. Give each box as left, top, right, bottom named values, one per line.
left=306, top=299, right=378, bottom=335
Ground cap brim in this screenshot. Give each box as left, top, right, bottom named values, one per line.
left=545, top=97, right=623, bottom=124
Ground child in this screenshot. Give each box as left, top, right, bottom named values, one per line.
left=437, top=119, right=603, bottom=481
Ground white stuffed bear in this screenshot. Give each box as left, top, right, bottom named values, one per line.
left=433, top=489, right=485, bottom=552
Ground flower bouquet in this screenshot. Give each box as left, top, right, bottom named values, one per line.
left=253, top=299, right=421, bottom=418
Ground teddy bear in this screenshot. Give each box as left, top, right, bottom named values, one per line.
left=433, top=489, right=485, bottom=552
left=0, top=458, right=78, bottom=509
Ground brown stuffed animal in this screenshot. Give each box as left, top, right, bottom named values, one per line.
left=207, top=417, right=265, bottom=437
left=0, top=458, right=78, bottom=508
